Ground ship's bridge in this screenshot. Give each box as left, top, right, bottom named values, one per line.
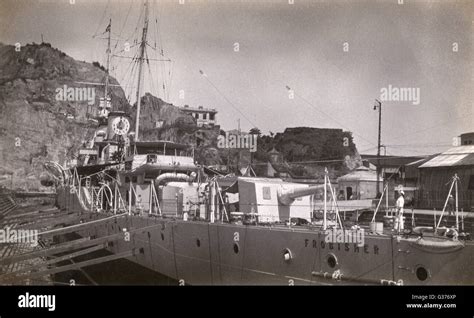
left=125, top=141, right=197, bottom=173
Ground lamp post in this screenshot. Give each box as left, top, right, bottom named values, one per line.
left=374, top=100, right=382, bottom=195
left=380, top=144, right=387, bottom=197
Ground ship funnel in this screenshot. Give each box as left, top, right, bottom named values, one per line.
left=277, top=184, right=324, bottom=205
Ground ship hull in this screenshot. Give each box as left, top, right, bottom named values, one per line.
left=56, top=187, right=474, bottom=285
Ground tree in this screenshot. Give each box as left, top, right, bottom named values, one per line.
left=249, top=127, right=261, bottom=137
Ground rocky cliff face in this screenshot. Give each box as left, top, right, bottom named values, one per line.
left=0, top=42, right=130, bottom=190
left=253, top=127, right=362, bottom=179
left=0, top=42, right=224, bottom=190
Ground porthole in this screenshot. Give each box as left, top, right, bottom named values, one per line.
left=283, top=248, right=293, bottom=262
left=233, top=242, right=240, bottom=254
left=416, top=266, right=429, bottom=281
left=327, top=254, right=338, bottom=269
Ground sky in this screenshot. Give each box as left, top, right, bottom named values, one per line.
left=0, top=0, right=472, bottom=156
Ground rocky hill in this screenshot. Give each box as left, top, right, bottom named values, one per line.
left=0, top=42, right=223, bottom=190
left=0, top=42, right=130, bottom=190
left=253, top=127, right=362, bottom=180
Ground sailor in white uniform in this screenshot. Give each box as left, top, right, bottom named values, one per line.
left=395, top=190, right=405, bottom=233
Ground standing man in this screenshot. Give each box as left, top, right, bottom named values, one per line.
left=395, top=190, right=405, bottom=233
left=447, top=195, right=455, bottom=216
left=136, top=194, right=143, bottom=215
left=444, top=194, right=455, bottom=227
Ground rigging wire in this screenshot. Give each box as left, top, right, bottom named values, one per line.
left=284, top=84, right=379, bottom=151
left=151, top=0, right=171, bottom=100
left=113, top=0, right=134, bottom=52
left=385, top=143, right=452, bottom=147
left=168, top=39, right=259, bottom=129
left=199, top=69, right=258, bottom=128
left=127, top=2, right=144, bottom=45
left=145, top=49, right=157, bottom=96
left=122, top=50, right=140, bottom=104
left=230, top=155, right=429, bottom=166
left=91, top=0, right=111, bottom=38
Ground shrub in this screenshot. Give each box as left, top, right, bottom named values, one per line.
left=92, top=61, right=106, bottom=71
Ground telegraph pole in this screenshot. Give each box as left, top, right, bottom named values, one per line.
left=374, top=99, right=382, bottom=195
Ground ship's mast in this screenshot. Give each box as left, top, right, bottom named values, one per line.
left=104, top=18, right=111, bottom=106
left=134, top=0, right=150, bottom=141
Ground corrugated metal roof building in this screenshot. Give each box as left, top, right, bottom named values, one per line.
left=417, top=146, right=474, bottom=211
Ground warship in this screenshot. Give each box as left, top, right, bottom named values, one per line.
left=23, top=0, right=474, bottom=285
left=48, top=133, right=474, bottom=285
